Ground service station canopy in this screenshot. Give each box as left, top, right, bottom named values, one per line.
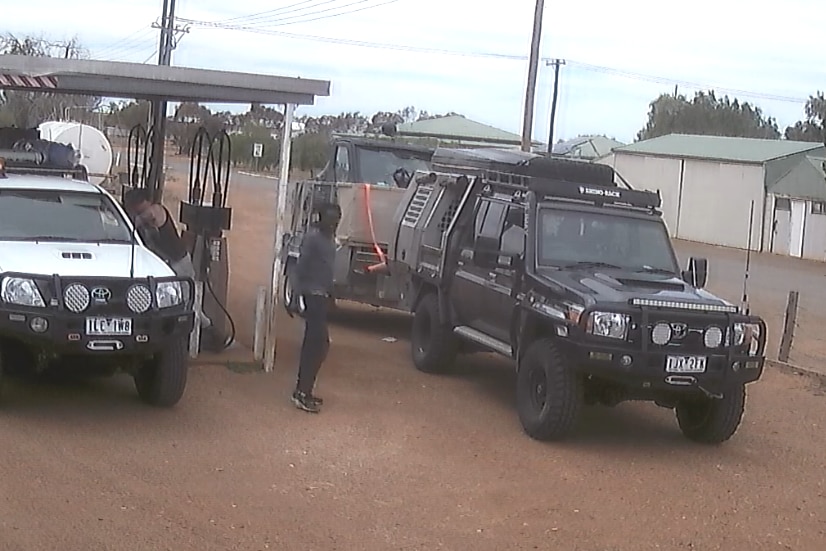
left=0, top=54, right=330, bottom=105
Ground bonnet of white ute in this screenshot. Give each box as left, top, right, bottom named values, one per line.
left=0, top=171, right=177, bottom=279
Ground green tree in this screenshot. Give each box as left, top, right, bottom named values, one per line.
left=0, top=33, right=99, bottom=128
left=784, top=92, right=825, bottom=143
left=291, top=132, right=329, bottom=172
left=110, top=100, right=152, bottom=131
left=636, top=90, right=780, bottom=141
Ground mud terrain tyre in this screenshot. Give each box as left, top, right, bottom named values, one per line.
left=516, top=338, right=582, bottom=441
left=134, top=337, right=189, bottom=407
left=411, top=292, right=457, bottom=374
left=675, top=384, right=746, bottom=444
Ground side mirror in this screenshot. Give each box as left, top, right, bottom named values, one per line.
left=682, top=256, right=708, bottom=288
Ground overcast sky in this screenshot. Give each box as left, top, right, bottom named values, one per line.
left=4, top=0, right=821, bottom=144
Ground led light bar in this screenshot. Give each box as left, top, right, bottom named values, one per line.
left=630, top=298, right=739, bottom=313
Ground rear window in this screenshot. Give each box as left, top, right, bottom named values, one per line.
left=0, top=189, right=133, bottom=243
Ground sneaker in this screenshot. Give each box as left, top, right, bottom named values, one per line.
left=291, top=390, right=320, bottom=413
left=308, top=394, right=323, bottom=406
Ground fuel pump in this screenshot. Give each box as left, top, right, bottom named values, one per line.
left=179, top=127, right=235, bottom=353
left=123, top=123, right=154, bottom=198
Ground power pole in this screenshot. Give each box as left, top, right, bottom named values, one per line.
left=520, top=0, right=545, bottom=152
left=546, top=58, right=565, bottom=154
left=148, top=0, right=188, bottom=201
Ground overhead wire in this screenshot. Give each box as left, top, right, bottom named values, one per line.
left=174, top=21, right=811, bottom=104
left=95, top=28, right=158, bottom=61
left=94, top=26, right=153, bottom=58
left=225, top=0, right=399, bottom=28
left=214, top=0, right=348, bottom=26
left=211, top=0, right=327, bottom=24
left=178, top=0, right=402, bottom=29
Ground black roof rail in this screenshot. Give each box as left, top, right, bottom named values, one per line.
left=431, top=146, right=618, bottom=185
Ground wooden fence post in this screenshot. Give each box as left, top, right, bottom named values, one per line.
left=778, top=290, right=799, bottom=363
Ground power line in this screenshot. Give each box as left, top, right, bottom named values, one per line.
left=180, top=22, right=812, bottom=105
left=99, top=39, right=158, bottom=62
left=212, top=0, right=328, bottom=24
left=94, top=27, right=157, bottom=60
left=226, top=0, right=398, bottom=28
left=141, top=49, right=160, bottom=64
left=214, top=0, right=351, bottom=26
left=178, top=0, right=402, bottom=29
left=94, top=26, right=153, bottom=58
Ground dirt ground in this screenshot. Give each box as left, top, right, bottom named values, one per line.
left=1, top=159, right=826, bottom=550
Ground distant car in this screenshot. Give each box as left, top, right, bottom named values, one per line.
left=0, top=153, right=195, bottom=407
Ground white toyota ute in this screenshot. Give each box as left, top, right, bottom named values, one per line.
left=0, top=155, right=195, bottom=407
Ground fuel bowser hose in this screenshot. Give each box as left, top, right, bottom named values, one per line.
left=191, top=237, right=236, bottom=351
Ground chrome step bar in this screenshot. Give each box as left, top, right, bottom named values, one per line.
left=454, top=326, right=512, bottom=356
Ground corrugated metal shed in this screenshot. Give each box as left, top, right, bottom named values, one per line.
left=614, top=134, right=823, bottom=164
left=771, top=156, right=826, bottom=200
left=398, top=115, right=537, bottom=147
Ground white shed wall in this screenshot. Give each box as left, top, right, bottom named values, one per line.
left=600, top=153, right=682, bottom=235
left=677, top=160, right=764, bottom=250
left=605, top=153, right=765, bottom=250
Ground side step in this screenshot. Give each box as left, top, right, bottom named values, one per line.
left=454, top=326, right=512, bottom=357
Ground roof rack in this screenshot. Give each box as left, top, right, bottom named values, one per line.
left=431, top=147, right=617, bottom=186
left=0, top=149, right=89, bottom=182
left=430, top=147, right=661, bottom=211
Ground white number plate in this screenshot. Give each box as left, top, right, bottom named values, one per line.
left=665, top=355, right=707, bottom=373
left=85, top=317, right=133, bottom=336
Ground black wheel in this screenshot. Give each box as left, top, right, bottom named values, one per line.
left=134, top=337, right=189, bottom=407
left=516, top=338, right=582, bottom=441
left=283, top=266, right=306, bottom=317
left=410, top=292, right=457, bottom=374
left=675, top=384, right=746, bottom=444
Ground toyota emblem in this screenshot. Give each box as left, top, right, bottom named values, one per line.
left=91, top=287, right=112, bottom=304
left=670, top=322, right=688, bottom=338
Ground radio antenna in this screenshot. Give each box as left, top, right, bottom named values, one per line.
left=741, top=199, right=755, bottom=315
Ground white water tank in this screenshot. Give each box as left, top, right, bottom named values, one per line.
left=38, top=121, right=113, bottom=186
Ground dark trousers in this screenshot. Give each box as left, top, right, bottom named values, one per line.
left=296, top=294, right=330, bottom=394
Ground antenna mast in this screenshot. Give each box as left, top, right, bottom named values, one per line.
left=741, top=200, right=755, bottom=314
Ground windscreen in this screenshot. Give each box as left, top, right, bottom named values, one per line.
left=357, top=148, right=431, bottom=187
left=0, top=189, right=133, bottom=243
left=537, top=207, right=678, bottom=272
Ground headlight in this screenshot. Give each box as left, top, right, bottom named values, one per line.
left=0, top=277, right=45, bottom=307
left=156, top=281, right=183, bottom=308
left=587, top=311, right=630, bottom=340
left=731, top=322, right=761, bottom=355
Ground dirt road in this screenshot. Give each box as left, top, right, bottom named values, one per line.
left=1, top=305, right=825, bottom=550
left=2, top=159, right=823, bottom=550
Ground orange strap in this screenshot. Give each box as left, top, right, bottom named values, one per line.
left=362, top=183, right=387, bottom=272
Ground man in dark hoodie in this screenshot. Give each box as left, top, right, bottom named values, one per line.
left=289, top=201, right=341, bottom=413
